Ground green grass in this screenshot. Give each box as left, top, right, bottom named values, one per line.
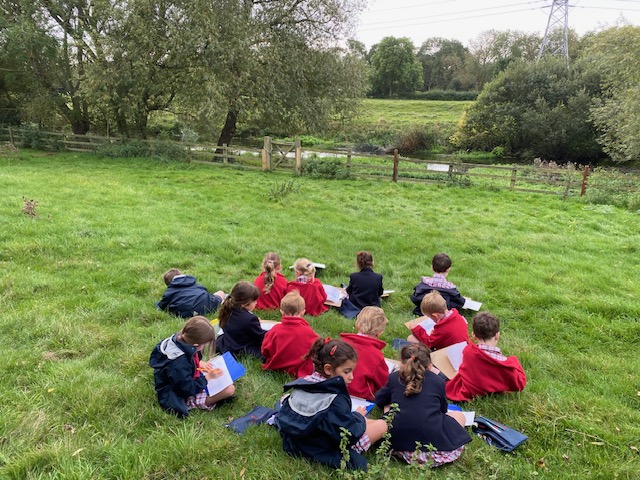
left=357, top=99, right=472, bottom=128
left=1, top=150, right=640, bottom=479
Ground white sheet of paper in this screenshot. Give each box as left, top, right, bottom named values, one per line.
left=289, top=262, right=325, bottom=270
left=446, top=341, right=467, bottom=371
left=463, top=297, right=482, bottom=311
left=447, top=407, right=475, bottom=426
left=323, top=284, right=346, bottom=304
left=206, top=355, right=233, bottom=396
left=385, top=358, right=399, bottom=374
left=382, top=289, right=395, bottom=296
left=418, top=317, right=436, bottom=334
left=260, top=320, right=279, bottom=331
left=350, top=396, right=374, bottom=413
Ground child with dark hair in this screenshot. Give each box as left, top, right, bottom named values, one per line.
left=339, top=251, right=384, bottom=319
left=375, top=343, right=471, bottom=467
left=156, top=269, right=225, bottom=318
left=410, top=253, right=465, bottom=315
left=407, top=291, right=469, bottom=350
left=149, top=316, right=236, bottom=418
left=446, top=312, right=526, bottom=402
left=285, top=258, right=328, bottom=316
left=215, top=281, right=265, bottom=359
left=261, top=291, right=319, bottom=377
left=340, top=306, right=389, bottom=401
left=277, top=339, right=387, bottom=471
left=254, top=252, right=288, bottom=310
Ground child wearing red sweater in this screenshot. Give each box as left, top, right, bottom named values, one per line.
left=261, top=291, right=319, bottom=377
left=285, top=258, right=328, bottom=316
left=408, top=291, right=469, bottom=350
left=446, top=312, right=527, bottom=402
left=254, top=252, right=288, bottom=310
left=340, top=306, right=389, bottom=401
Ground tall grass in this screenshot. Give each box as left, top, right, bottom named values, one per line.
left=1, top=150, right=639, bottom=479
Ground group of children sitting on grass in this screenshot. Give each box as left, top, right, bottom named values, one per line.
left=149, top=252, right=527, bottom=471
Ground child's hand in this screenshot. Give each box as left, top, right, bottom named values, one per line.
left=355, top=406, right=368, bottom=417
left=204, top=368, right=224, bottom=380
left=214, top=290, right=226, bottom=300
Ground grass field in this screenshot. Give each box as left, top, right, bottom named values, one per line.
left=1, top=150, right=639, bottom=479
left=357, top=99, right=472, bottom=129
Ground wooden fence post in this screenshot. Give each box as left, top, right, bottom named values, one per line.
left=392, top=149, right=399, bottom=182
left=263, top=136, right=272, bottom=171
left=346, top=150, right=352, bottom=176
left=222, top=143, right=228, bottom=164
left=8, top=126, right=15, bottom=145
left=294, top=139, right=302, bottom=176
left=186, top=145, right=192, bottom=163
left=510, top=167, right=517, bottom=190
left=580, top=165, right=590, bottom=196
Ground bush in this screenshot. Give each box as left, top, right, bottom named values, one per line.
left=303, top=157, right=350, bottom=179
left=394, top=126, right=448, bottom=155
left=585, top=167, right=640, bottom=210
left=96, top=139, right=186, bottom=161
left=19, top=125, right=46, bottom=150
left=410, top=90, right=478, bottom=101
left=266, top=180, right=300, bottom=203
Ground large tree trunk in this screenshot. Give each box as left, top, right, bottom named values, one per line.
left=216, top=109, right=238, bottom=148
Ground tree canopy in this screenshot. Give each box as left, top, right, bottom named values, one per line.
left=368, top=37, right=422, bottom=97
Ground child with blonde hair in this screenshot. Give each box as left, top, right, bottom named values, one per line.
left=375, top=343, right=471, bottom=467
left=285, top=258, right=328, bottom=316
left=277, top=339, right=388, bottom=470
left=407, top=291, right=469, bottom=350
left=340, top=306, right=389, bottom=400
left=215, top=281, right=264, bottom=358
left=261, top=291, right=319, bottom=377
left=254, top=252, right=288, bottom=310
left=149, top=316, right=236, bottom=418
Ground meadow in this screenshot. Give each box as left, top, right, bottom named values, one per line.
left=1, top=150, right=639, bottom=479
left=357, top=99, right=472, bottom=129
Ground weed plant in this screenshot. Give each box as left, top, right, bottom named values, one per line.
left=1, top=150, right=639, bottom=479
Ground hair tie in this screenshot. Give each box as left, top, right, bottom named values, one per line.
left=410, top=355, right=416, bottom=361
left=306, top=263, right=312, bottom=268
left=330, top=345, right=337, bottom=356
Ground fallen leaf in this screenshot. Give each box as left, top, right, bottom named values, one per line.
left=47, top=388, right=55, bottom=393
left=562, top=454, right=570, bottom=462
left=72, top=448, right=85, bottom=457
left=536, top=458, right=545, bottom=468
left=591, top=441, right=605, bottom=446
left=240, top=467, right=245, bottom=479
left=630, top=445, right=638, bottom=453
left=63, top=424, right=76, bottom=434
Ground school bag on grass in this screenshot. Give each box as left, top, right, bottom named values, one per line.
left=472, top=416, right=528, bottom=452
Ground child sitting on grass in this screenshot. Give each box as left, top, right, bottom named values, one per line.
left=261, top=291, right=319, bottom=377
left=254, top=252, right=288, bottom=310
left=410, top=253, right=465, bottom=315
left=285, top=258, right=328, bottom=316
left=277, top=339, right=388, bottom=471
left=156, top=268, right=225, bottom=318
left=215, top=281, right=265, bottom=359
left=149, top=316, right=235, bottom=418
left=340, top=306, right=389, bottom=401
left=339, top=251, right=384, bottom=319
left=375, top=343, right=471, bottom=467
left=446, top=312, right=527, bottom=402
left=407, top=291, right=469, bottom=350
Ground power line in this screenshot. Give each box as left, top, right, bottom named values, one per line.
left=367, top=0, right=457, bottom=14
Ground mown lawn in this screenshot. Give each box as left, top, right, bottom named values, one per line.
left=1, top=150, right=639, bottom=479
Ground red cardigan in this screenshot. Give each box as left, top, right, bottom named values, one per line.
left=254, top=272, right=288, bottom=310
left=411, top=308, right=469, bottom=350
left=261, top=316, right=319, bottom=377
left=445, top=341, right=527, bottom=402
left=340, top=333, right=388, bottom=401
left=285, top=279, right=328, bottom=316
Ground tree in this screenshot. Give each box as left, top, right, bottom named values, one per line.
left=583, top=26, right=640, bottom=162
left=452, top=59, right=603, bottom=162
left=369, top=37, right=422, bottom=97
left=417, top=38, right=471, bottom=91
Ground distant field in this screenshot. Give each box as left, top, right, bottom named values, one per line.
left=356, top=99, right=473, bottom=128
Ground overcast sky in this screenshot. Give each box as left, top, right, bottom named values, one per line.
left=354, top=0, right=640, bottom=48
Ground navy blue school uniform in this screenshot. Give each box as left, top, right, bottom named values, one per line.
left=149, top=334, right=206, bottom=418
left=216, top=308, right=265, bottom=359
left=346, top=268, right=384, bottom=309
left=374, top=370, right=471, bottom=453
left=156, top=275, right=223, bottom=318
left=277, top=376, right=368, bottom=471
left=409, top=281, right=465, bottom=316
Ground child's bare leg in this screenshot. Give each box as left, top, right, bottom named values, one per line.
left=205, top=384, right=235, bottom=407
left=446, top=410, right=466, bottom=427
left=365, top=418, right=388, bottom=444
left=406, top=334, right=420, bottom=343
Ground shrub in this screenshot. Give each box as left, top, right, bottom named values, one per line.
left=96, top=139, right=186, bottom=161
left=303, top=157, right=350, bottom=179
left=19, top=125, right=46, bottom=150
left=266, top=180, right=300, bottom=203
left=585, top=167, right=640, bottom=210
left=394, top=126, right=447, bottom=155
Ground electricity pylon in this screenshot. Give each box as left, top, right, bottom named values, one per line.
left=536, top=0, right=570, bottom=64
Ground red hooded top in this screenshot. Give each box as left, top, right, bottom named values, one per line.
left=254, top=272, right=288, bottom=310
left=261, top=316, right=319, bottom=377
left=340, top=333, right=388, bottom=401
left=285, top=280, right=328, bottom=316
left=445, top=341, right=527, bottom=402
left=411, top=308, right=469, bottom=350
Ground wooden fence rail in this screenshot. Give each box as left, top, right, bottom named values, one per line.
left=2, top=126, right=630, bottom=197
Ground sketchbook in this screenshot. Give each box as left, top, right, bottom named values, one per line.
left=216, top=320, right=279, bottom=336
left=447, top=404, right=475, bottom=426
left=462, top=297, right=482, bottom=311
left=350, top=396, right=375, bottom=414
left=205, top=352, right=246, bottom=396
left=404, top=316, right=436, bottom=335
left=323, top=284, right=347, bottom=307
left=429, top=341, right=467, bottom=380
left=381, top=289, right=395, bottom=297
